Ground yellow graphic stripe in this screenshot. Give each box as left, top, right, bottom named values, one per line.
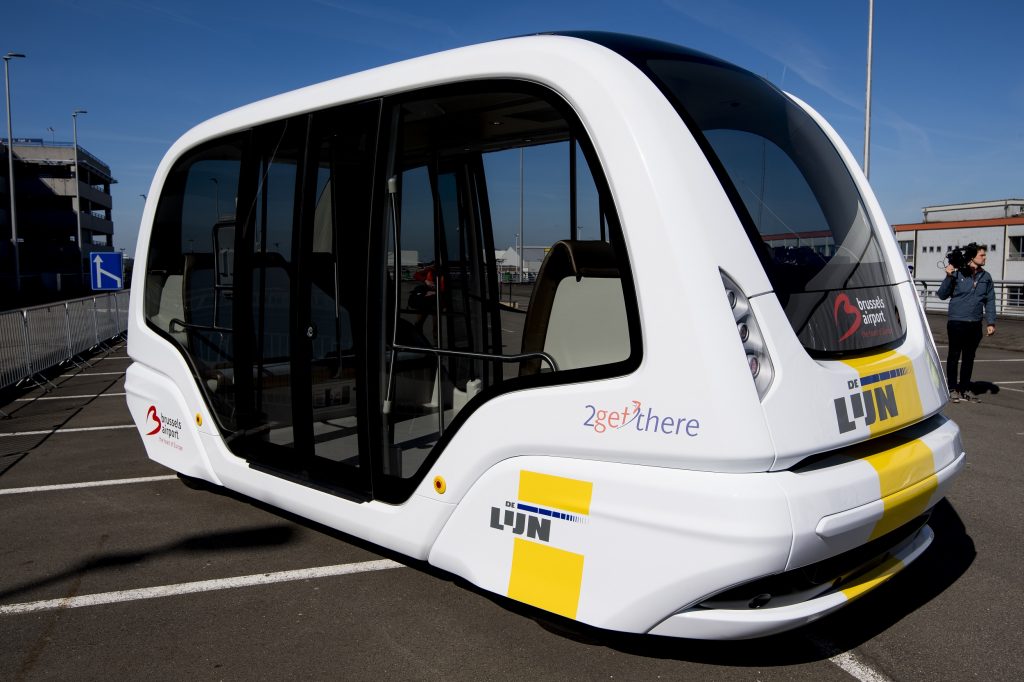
left=517, top=471, right=593, bottom=517
left=841, top=554, right=905, bottom=601
left=863, top=437, right=938, bottom=540
left=841, top=350, right=924, bottom=437
left=508, top=538, right=585, bottom=619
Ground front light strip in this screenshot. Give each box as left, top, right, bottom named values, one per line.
left=721, top=270, right=774, bottom=399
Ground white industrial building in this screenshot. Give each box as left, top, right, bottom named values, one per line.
left=894, top=199, right=1024, bottom=315
left=894, top=199, right=1024, bottom=282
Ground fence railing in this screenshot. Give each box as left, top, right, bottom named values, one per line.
left=915, top=279, right=1024, bottom=320
left=0, top=291, right=129, bottom=392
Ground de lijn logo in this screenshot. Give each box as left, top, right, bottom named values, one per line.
left=490, top=471, right=593, bottom=546
left=144, top=405, right=183, bottom=442
left=833, top=367, right=908, bottom=434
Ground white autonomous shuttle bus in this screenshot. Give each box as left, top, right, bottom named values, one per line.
left=128, top=33, right=965, bottom=639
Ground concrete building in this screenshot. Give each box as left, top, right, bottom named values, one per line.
left=1, top=137, right=116, bottom=296
left=893, top=199, right=1024, bottom=283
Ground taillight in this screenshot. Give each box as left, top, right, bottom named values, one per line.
left=722, top=271, right=774, bottom=399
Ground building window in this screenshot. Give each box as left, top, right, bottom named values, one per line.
left=898, top=239, right=914, bottom=262
left=1009, top=236, right=1024, bottom=261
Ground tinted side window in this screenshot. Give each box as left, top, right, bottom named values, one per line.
left=146, top=138, right=244, bottom=428
left=380, top=85, right=636, bottom=487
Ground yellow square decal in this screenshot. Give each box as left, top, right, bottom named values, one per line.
left=517, top=471, right=593, bottom=517
left=508, top=538, right=585, bottom=620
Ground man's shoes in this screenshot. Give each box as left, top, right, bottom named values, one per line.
left=949, top=390, right=961, bottom=403
left=962, top=390, right=981, bottom=403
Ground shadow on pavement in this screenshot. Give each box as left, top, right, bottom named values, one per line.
left=969, top=380, right=1000, bottom=396
left=54, top=473, right=974, bottom=669
left=0, top=525, right=295, bottom=603
left=467, top=499, right=975, bottom=667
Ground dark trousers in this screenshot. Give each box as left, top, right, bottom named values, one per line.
left=946, top=320, right=983, bottom=392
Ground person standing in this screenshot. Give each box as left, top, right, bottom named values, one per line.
left=937, top=243, right=996, bottom=403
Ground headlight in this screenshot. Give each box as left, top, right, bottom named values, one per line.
left=722, top=270, right=774, bottom=399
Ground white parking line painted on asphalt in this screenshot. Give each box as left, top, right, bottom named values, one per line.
left=15, top=393, right=127, bottom=402
left=827, top=650, right=894, bottom=682
left=994, top=381, right=1024, bottom=384
left=0, top=475, right=177, bottom=495
left=0, top=425, right=135, bottom=438
left=807, top=636, right=894, bottom=682
left=74, top=372, right=126, bottom=376
left=0, top=559, right=404, bottom=615
left=97, top=356, right=130, bottom=360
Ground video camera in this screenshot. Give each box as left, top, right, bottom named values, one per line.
left=944, top=242, right=980, bottom=271
left=946, top=246, right=968, bottom=269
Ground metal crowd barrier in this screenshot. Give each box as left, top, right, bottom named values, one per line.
left=915, top=279, right=1024, bottom=320
left=0, top=291, right=130, bottom=393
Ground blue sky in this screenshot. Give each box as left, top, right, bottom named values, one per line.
left=4, top=0, right=1022, bottom=256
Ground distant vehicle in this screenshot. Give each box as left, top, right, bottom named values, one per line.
left=128, top=33, right=964, bottom=639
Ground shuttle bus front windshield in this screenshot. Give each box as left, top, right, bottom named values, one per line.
left=648, top=53, right=906, bottom=354
left=567, top=33, right=907, bottom=354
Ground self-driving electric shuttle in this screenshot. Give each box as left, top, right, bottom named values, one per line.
left=127, top=33, right=965, bottom=639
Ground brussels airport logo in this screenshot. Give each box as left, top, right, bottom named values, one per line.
left=144, top=405, right=184, bottom=450
left=145, top=405, right=162, bottom=435
left=582, top=400, right=701, bottom=437
left=833, top=367, right=909, bottom=434
left=834, top=293, right=890, bottom=342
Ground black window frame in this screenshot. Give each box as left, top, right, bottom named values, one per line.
left=367, top=79, right=643, bottom=504
left=145, top=81, right=642, bottom=506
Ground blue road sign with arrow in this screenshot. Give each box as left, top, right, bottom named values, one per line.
left=90, top=252, right=124, bottom=291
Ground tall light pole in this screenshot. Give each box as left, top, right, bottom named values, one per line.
left=72, top=108, right=87, bottom=286
left=210, top=177, right=220, bottom=218
left=864, top=0, right=874, bottom=179
left=3, top=51, right=26, bottom=293
left=518, top=147, right=524, bottom=283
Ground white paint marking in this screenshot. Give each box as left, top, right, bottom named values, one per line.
left=15, top=392, right=126, bottom=402
left=0, top=475, right=177, bottom=495
left=0, top=424, right=135, bottom=438
left=74, top=371, right=125, bottom=376
left=994, top=381, right=1024, bottom=384
left=98, top=356, right=130, bottom=360
left=827, top=650, right=894, bottom=682
left=808, top=637, right=893, bottom=682
left=0, top=559, right=404, bottom=615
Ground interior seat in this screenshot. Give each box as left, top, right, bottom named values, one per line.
left=519, top=239, right=629, bottom=376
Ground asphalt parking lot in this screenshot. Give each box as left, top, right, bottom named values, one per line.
left=1, top=328, right=1022, bottom=681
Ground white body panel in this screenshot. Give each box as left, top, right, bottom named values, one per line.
left=126, top=34, right=963, bottom=639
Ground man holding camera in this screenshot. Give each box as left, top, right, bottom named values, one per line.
left=937, top=243, right=996, bottom=403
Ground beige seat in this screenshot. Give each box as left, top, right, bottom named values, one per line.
left=520, top=240, right=629, bottom=376
left=148, top=273, right=187, bottom=346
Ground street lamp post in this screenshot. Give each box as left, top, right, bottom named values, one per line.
left=864, top=0, right=874, bottom=179
left=72, top=108, right=87, bottom=286
left=210, top=177, right=220, bottom=218
left=3, top=51, right=26, bottom=293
